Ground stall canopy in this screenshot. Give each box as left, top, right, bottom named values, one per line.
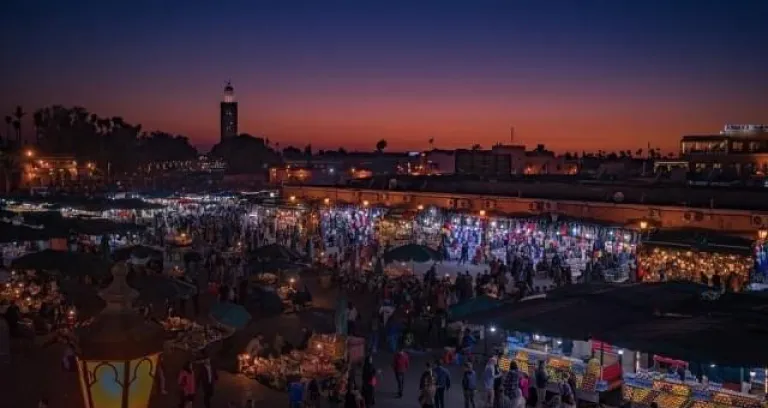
left=642, top=228, right=754, bottom=255
left=0, top=222, right=64, bottom=243
left=383, top=243, right=442, bottom=263
left=112, top=245, right=163, bottom=262
left=465, top=282, right=768, bottom=366
left=6, top=196, right=164, bottom=212
left=449, top=295, right=503, bottom=321
left=250, top=243, right=302, bottom=262
left=210, top=301, right=251, bottom=329
left=11, top=249, right=111, bottom=277
left=129, top=274, right=196, bottom=302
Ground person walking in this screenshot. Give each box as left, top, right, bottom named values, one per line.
left=462, top=362, right=478, bottom=408
left=347, top=302, right=359, bottom=336
left=197, top=357, right=218, bottom=408
left=534, top=360, right=549, bottom=407
left=392, top=348, right=410, bottom=398
left=502, top=361, right=522, bottom=408
left=177, top=361, right=196, bottom=408
left=483, top=357, right=500, bottom=408
left=419, top=365, right=437, bottom=408
left=432, top=359, right=451, bottom=408
left=362, top=355, right=378, bottom=406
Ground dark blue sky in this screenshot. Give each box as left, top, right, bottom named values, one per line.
left=2, top=0, right=767, bottom=151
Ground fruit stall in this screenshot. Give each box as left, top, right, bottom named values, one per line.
left=623, top=371, right=766, bottom=408
left=499, top=342, right=612, bottom=403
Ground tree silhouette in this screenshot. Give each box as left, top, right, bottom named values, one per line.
left=375, top=139, right=387, bottom=153
left=210, top=134, right=281, bottom=174
left=282, top=146, right=302, bottom=158
left=12, top=106, right=25, bottom=145
left=428, top=138, right=434, bottom=150
left=0, top=150, right=20, bottom=194
left=3, top=116, right=10, bottom=145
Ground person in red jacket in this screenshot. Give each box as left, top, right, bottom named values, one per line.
left=392, top=348, right=410, bottom=398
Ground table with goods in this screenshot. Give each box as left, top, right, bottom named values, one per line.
left=499, top=346, right=608, bottom=403
left=161, top=316, right=235, bottom=352
left=238, top=334, right=348, bottom=390
left=623, top=371, right=766, bottom=408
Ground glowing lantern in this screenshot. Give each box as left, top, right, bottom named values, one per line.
left=76, top=263, right=165, bottom=408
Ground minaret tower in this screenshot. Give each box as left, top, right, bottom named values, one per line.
left=220, top=81, right=238, bottom=141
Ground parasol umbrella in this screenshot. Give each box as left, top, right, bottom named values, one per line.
left=183, top=251, right=203, bottom=263
left=382, top=244, right=442, bottom=264
left=112, top=245, right=163, bottom=263
left=251, top=243, right=301, bottom=262
left=129, top=274, right=196, bottom=302
left=210, top=301, right=251, bottom=329
left=11, top=249, right=111, bottom=277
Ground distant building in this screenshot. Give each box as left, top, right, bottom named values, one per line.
left=422, top=150, right=456, bottom=174
left=454, top=149, right=512, bottom=176
left=220, top=82, right=238, bottom=141
left=681, top=124, right=768, bottom=176
left=22, top=155, right=100, bottom=189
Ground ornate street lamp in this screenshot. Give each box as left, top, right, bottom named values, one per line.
left=76, top=262, right=166, bottom=408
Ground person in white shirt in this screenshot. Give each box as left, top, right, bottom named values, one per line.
left=245, top=334, right=263, bottom=358
left=379, top=303, right=395, bottom=326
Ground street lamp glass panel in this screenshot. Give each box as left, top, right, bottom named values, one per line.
left=128, top=354, right=159, bottom=408
left=77, top=353, right=159, bottom=408
left=78, top=360, right=126, bottom=408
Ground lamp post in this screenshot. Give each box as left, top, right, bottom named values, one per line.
left=76, top=262, right=165, bottom=408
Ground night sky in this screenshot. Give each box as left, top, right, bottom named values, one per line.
left=2, top=0, right=767, bottom=153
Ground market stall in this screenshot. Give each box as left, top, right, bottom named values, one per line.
left=239, top=333, right=348, bottom=390
left=0, top=270, right=78, bottom=334
left=499, top=334, right=618, bottom=403
left=162, top=316, right=235, bottom=352
left=638, top=244, right=753, bottom=291
left=623, top=370, right=765, bottom=408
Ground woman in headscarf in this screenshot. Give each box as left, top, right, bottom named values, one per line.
left=361, top=355, right=378, bottom=406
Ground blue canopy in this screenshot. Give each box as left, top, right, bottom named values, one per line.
left=210, top=301, right=251, bottom=329
left=449, top=295, right=503, bottom=321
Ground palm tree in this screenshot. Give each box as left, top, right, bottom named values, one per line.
left=0, top=150, right=19, bottom=194
left=12, top=106, right=26, bottom=145
left=428, top=138, right=434, bottom=150
left=3, top=116, right=11, bottom=145
left=471, top=144, right=481, bottom=150
left=12, top=120, right=20, bottom=147
left=375, top=139, right=387, bottom=153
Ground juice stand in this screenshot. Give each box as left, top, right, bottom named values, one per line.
left=499, top=334, right=623, bottom=403
left=622, top=353, right=768, bottom=408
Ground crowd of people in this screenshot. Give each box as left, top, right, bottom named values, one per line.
left=0, top=197, right=685, bottom=408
